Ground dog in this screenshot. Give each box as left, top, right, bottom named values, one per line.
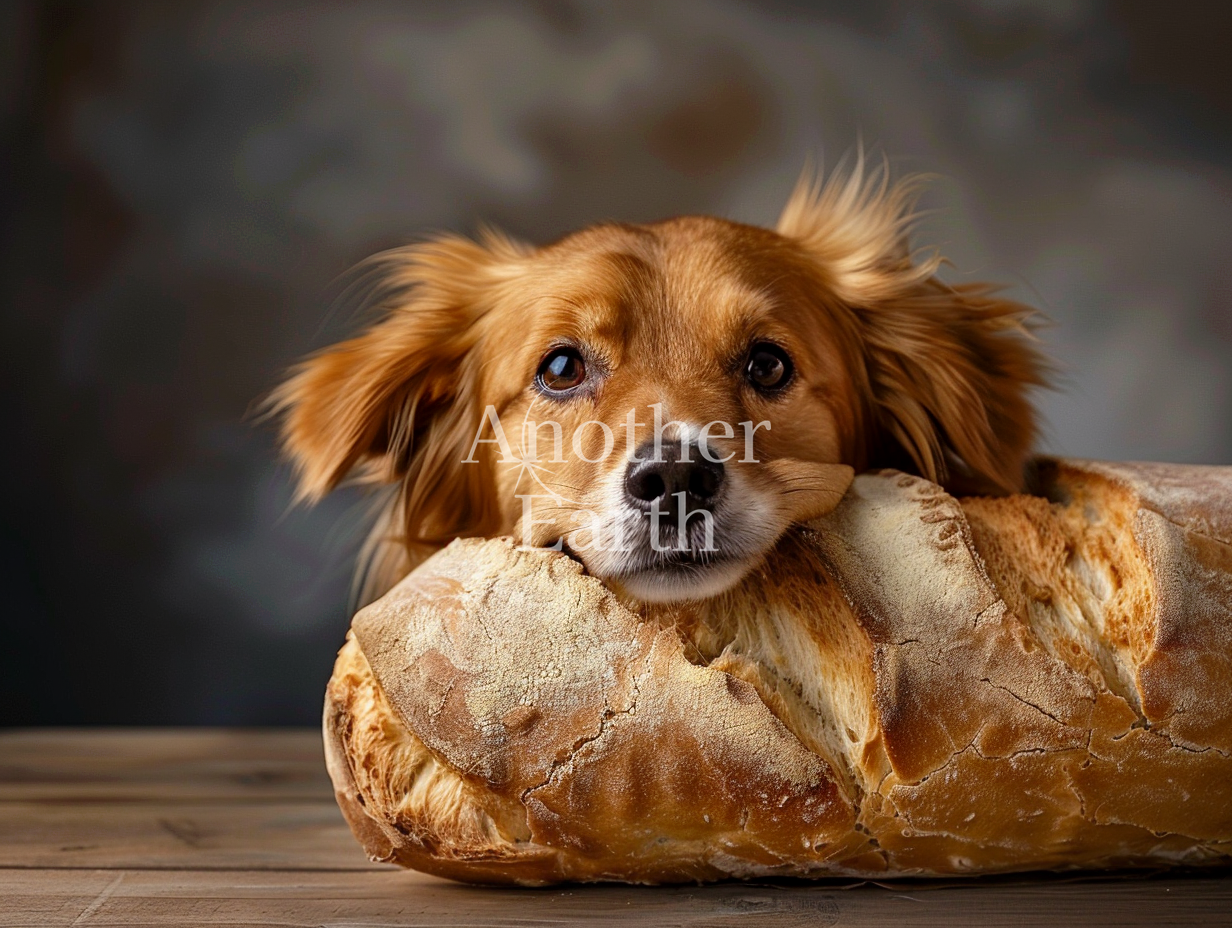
left=272, top=160, right=1047, bottom=605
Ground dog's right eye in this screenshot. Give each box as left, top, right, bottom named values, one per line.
left=536, top=347, right=587, bottom=395
left=745, top=342, right=794, bottom=393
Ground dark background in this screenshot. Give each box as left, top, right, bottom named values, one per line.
left=3, top=1, right=1230, bottom=726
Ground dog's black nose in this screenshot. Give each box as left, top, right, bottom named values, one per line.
left=624, top=440, right=724, bottom=515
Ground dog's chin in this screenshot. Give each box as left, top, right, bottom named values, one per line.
left=601, top=555, right=755, bottom=604
left=565, top=499, right=785, bottom=603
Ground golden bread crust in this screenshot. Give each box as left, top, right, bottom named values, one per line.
left=325, top=460, right=1232, bottom=883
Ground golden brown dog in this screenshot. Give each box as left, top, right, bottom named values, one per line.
left=272, top=161, right=1046, bottom=604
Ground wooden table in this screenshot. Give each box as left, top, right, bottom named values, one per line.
left=2, top=729, right=1229, bottom=926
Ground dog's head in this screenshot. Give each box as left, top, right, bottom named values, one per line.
left=272, top=165, right=1046, bottom=603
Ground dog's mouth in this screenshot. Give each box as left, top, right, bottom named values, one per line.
left=604, top=549, right=754, bottom=603
left=577, top=512, right=762, bottom=602
left=549, top=469, right=808, bottom=604
left=555, top=521, right=758, bottom=602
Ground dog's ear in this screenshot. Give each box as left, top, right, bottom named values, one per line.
left=779, top=160, right=1048, bottom=495
left=855, top=279, right=1048, bottom=495
left=268, top=229, right=528, bottom=540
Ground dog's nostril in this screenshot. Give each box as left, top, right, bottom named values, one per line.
left=626, top=468, right=667, bottom=504
left=625, top=462, right=668, bottom=506
left=688, top=464, right=722, bottom=500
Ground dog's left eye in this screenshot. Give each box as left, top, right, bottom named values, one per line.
left=745, top=342, right=794, bottom=393
left=536, top=347, right=587, bottom=394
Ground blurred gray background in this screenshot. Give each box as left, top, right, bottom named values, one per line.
left=3, top=0, right=1230, bottom=725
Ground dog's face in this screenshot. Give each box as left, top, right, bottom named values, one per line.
left=477, top=218, right=858, bottom=601
left=274, top=168, right=1045, bottom=603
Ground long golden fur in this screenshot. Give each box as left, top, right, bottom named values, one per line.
left=270, top=159, right=1047, bottom=603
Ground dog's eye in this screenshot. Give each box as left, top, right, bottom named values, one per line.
left=536, top=347, right=587, bottom=394
left=745, top=342, right=794, bottom=393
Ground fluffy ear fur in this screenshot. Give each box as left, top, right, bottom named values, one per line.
left=778, top=157, right=1049, bottom=496
left=268, top=229, right=528, bottom=592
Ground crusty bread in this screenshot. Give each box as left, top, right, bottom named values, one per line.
left=323, top=458, right=1232, bottom=884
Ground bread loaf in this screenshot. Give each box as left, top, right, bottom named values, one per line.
left=323, top=458, right=1232, bottom=884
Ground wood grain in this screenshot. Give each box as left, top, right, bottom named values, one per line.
left=0, top=801, right=383, bottom=870
left=3, top=868, right=1232, bottom=928
left=2, top=729, right=1230, bottom=927
left=0, top=730, right=330, bottom=802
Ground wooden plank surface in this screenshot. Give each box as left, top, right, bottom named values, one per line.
left=2, top=729, right=1230, bottom=927
left=0, top=800, right=380, bottom=870
left=3, top=868, right=1232, bottom=928
left=0, top=730, right=331, bottom=802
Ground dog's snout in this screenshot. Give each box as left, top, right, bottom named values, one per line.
left=624, top=441, right=724, bottom=513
